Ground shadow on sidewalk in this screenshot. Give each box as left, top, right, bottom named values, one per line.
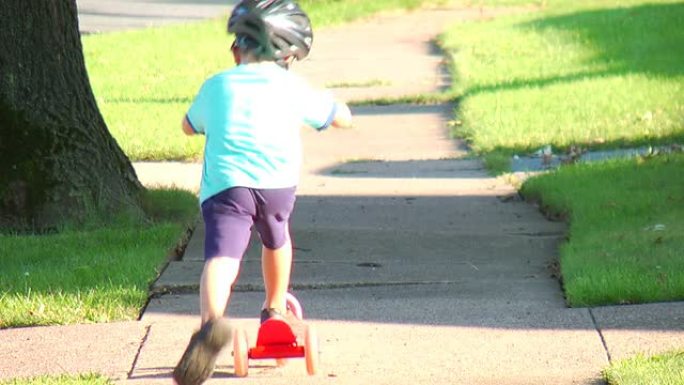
left=145, top=192, right=684, bottom=334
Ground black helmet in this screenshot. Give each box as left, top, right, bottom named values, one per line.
left=228, top=0, right=313, bottom=63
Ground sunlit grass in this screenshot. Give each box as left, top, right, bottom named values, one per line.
left=440, top=0, right=684, bottom=171
left=0, top=189, right=198, bottom=328
left=521, top=153, right=684, bottom=306
left=604, top=350, right=684, bottom=385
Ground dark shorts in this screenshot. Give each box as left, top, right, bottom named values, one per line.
left=201, top=186, right=296, bottom=261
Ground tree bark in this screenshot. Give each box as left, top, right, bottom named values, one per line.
left=0, top=0, right=143, bottom=231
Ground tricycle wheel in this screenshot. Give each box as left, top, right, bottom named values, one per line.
left=304, top=325, right=319, bottom=375
left=233, top=327, right=249, bottom=377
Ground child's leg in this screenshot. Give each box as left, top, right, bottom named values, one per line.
left=198, top=187, right=256, bottom=323
left=252, top=187, right=296, bottom=318
left=200, top=256, right=241, bottom=324
left=261, top=229, right=292, bottom=313
left=174, top=188, right=254, bottom=385
left=174, top=257, right=237, bottom=385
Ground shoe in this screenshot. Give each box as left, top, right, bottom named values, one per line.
left=260, top=308, right=285, bottom=324
left=173, top=318, right=232, bottom=385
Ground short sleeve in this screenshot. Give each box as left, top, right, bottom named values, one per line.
left=186, top=81, right=210, bottom=134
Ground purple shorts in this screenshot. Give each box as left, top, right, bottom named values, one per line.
left=201, top=186, right=296, bottom=261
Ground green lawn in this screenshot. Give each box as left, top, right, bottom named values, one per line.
left=604, top=350, right=684, bottom=385
left=0, top=189, right=198, bottom=328
left=521, top=153, right=684, bottom=306
left=440, top=0, right=683, bottom=171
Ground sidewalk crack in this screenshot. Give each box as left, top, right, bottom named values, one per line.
left=128, top=324, right=152, bottom=379
left=589, top=308, right=612, bottom=363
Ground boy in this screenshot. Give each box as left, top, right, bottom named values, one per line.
left=173, top=1, right=352, bottom=384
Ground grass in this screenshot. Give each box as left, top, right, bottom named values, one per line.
left=0, top=374, right=112, bottom=385
left=0, top=188, right=198, bottom=328
left=82, top=0, right=449, bottom=161
left=439, top=0, right=684, bottom=172
left=604, top=350, right=684, bottom=385
left=521, top=153, right=684, bottom=306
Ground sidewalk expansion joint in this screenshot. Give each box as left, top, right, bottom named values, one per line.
left=588, top=307, right=612, bottom=363
left=152, top=280, right=464, bottom=295
left=127, top=324, right=152, bottom=379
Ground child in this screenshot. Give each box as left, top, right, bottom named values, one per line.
left=173, top=1, right=352, bottom=384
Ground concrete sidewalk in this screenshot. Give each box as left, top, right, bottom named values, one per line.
left=3, top=3, right=684, bottom=385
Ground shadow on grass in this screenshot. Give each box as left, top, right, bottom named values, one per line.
left=463, top=2, right=684, bottom=98
left=448, top=3, right=684, bottom=173
left=527, top=2, right=684, bottom=78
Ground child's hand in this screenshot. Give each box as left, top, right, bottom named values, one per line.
left=332, top=102, right=353, bottom=129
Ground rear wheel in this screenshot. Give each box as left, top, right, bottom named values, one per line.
left=304, top=325, right=319, bottom=375
left=233, top=328, right=249, bottom=377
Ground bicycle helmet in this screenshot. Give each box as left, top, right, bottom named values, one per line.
left=228, top=0, right=313, bottom=64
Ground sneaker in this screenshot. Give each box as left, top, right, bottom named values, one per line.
left=260, top=308, right=285, bottom=324
left=173, top=318, right=232, bottom=385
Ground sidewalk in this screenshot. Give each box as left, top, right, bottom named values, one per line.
left=3, top=3, right=684, bottom=385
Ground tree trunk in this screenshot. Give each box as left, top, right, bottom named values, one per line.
left=0, top=0, right=144, bottom=231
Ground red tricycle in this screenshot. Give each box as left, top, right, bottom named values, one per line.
left=232, top=293, right=319, bottom=377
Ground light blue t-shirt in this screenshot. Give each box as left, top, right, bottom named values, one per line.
left=186, top=62, right=336, bottom=204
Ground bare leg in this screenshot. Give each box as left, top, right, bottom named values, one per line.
left=261, top=229, right=292, bottom=313
left=174, top=256, right=237, bottom=385
left=200, top=256, right=241, bottom=325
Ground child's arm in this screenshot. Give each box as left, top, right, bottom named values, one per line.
left=182, top=116, right=196, bottom=136
left=331, top=101, right=353, bottom=128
